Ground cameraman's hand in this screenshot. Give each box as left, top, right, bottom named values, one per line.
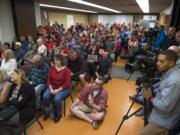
left=143, top=88, right=153, bottom=100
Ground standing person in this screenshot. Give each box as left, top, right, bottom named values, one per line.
left=43, top=55, right=72, bottom=123
left=138, top=50, right=180, bottom=135
left=70, top=77, right=108, bottom=128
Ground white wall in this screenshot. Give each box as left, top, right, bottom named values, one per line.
left=34, top=1, right=42, bottom=27
left=98, top=15, right=134, bottom=25
left=0, top=0, right=15, bottom=44
left=160, top=2, right=173, bottom=15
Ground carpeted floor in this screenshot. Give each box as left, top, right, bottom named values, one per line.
left=111, top=65, right=142, bottom=80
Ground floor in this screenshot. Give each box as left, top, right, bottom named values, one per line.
left=27, top=59, right=144, bottom=135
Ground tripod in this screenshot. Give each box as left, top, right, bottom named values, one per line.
left=115, top=88, right=148, bottom=135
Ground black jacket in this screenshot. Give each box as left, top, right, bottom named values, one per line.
left=8, top=82, right=36, bottom=121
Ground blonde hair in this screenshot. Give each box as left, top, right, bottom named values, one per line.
left=4, top=49, right=15, bottom=60
left=13, top=69, right=28, bottom=84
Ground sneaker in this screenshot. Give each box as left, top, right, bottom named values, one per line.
left=92, top=120, right=98, bottom=129
left=135, top=108, right=144, bottom=117
left=54, top=115, right=62, bottom=123
left=43, top=114, right=49, bottom=121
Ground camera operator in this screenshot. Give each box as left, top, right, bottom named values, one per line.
left=138, top=50, right=180, bottom=135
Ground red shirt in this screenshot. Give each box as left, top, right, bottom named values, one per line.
left=46, top=41, right=57, bottom=50
left=47, top=66, right=72, bottom=89
left=78, top=84, right=108, bottom=111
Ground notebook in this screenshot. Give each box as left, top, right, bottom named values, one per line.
left=87, top=55, right=98, bottom=62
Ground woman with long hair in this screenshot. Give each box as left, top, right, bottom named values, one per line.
left=0, top=69, right=36, bottom=123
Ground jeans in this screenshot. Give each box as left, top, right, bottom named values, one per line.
left=34, top=84, right=47, bottom=109
left=43, top=88, right=72, bottom=119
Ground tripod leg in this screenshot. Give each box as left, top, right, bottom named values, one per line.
left=115, top=87, right=143, bottom=135
left=127, top=71, right=135, bottom=81
left=115, top=107, right=143, bottom=135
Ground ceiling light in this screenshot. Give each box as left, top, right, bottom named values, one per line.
left=39, top=3, right=97, bottom=13
left=136, top=0, right=149, bottom=13
left=68, top=0, right=121, bottom=13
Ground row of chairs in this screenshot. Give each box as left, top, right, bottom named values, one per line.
left=17, top=57, right=77, bottom=135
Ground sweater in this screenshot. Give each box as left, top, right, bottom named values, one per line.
left=8, top=82, right=36, bottom=121
left=47, top=66, right=72, bottom=89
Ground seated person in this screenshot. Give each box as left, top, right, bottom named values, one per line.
left=0, top=49, right=17, bottom=104
left=43, top=55, right=72, bottom=123
left=13, top=42, right=25, bottom=65
left=85, top=44, right=99, bottom=82
left=0, top=49, right=17, bottom=77
left=0, top=80, right=11, bottom=105
left=70, top=77, right=108, bottom=128
left=23, top=44, right=38, bottom=63
left=37, top=38, right=47, bottom=57
left=128, top=34, right=138, bottom=54
left=29, top=55, right=49, bottom=110
left=96, top=51, right=112, bottom=83
left=0, top=69, right=36, bottom=124
left=139, top=50, right=180, bottom=135
left=67, top=49, right=85, bottom=88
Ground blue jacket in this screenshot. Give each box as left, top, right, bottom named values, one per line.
left=149, top=67, right=180, bottom=129
left=153, top=31, right=166, bottom=49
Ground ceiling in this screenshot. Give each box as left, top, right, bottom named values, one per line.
left=38, top=0, right=173, bottom=13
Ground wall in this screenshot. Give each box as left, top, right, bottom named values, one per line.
left=134, top=15, right=143, bottom=24
left=44, top=9, right=88, bottom=30
left=0, top=0, right=15, bottom=44
left=34, top=1, right=42, bottom=27
left=88, top=15, right=98, bottom=24
left=98, top=15, right=134, bottom=25
left=11, top=0, right=37, bottom=39
left=159, top=2, right=173, bottom=26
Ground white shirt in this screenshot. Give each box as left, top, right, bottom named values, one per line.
left=38, top=44, right=47, bottom=56
left=0, top=58, right=17, bottom=76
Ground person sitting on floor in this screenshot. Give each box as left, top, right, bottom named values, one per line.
left=43, top=54, right=72, bottom=123
left=70, top=77, right=108, bottom=128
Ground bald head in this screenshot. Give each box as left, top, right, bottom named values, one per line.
left=32, top=54, right=43, bottom=65
left=168, top=46, right=180, bottom=56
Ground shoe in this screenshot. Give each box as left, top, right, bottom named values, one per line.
left=43, top=114, right=49, bottom=121
left=92, top=120, right=98, bottom=129
left=135, top=108, right=144, bottom=117
left=54, top=115, right=62, bottom=123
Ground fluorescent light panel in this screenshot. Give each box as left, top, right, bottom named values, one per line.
left=68, top=0, right=121, bottom=13
left=39, top=3, right=97, bottom=13
left=136, top=0, right=149, bottom=13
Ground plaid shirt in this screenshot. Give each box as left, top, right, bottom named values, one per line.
left=78, top=84, right=108, bottom=111
left=29, top=63, right=49, bottom=87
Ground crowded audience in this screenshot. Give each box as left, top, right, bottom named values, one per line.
left=0, top=21, right=179, bottom=135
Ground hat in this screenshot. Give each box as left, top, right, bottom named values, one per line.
left=15, top=42, right=21, bottom=46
